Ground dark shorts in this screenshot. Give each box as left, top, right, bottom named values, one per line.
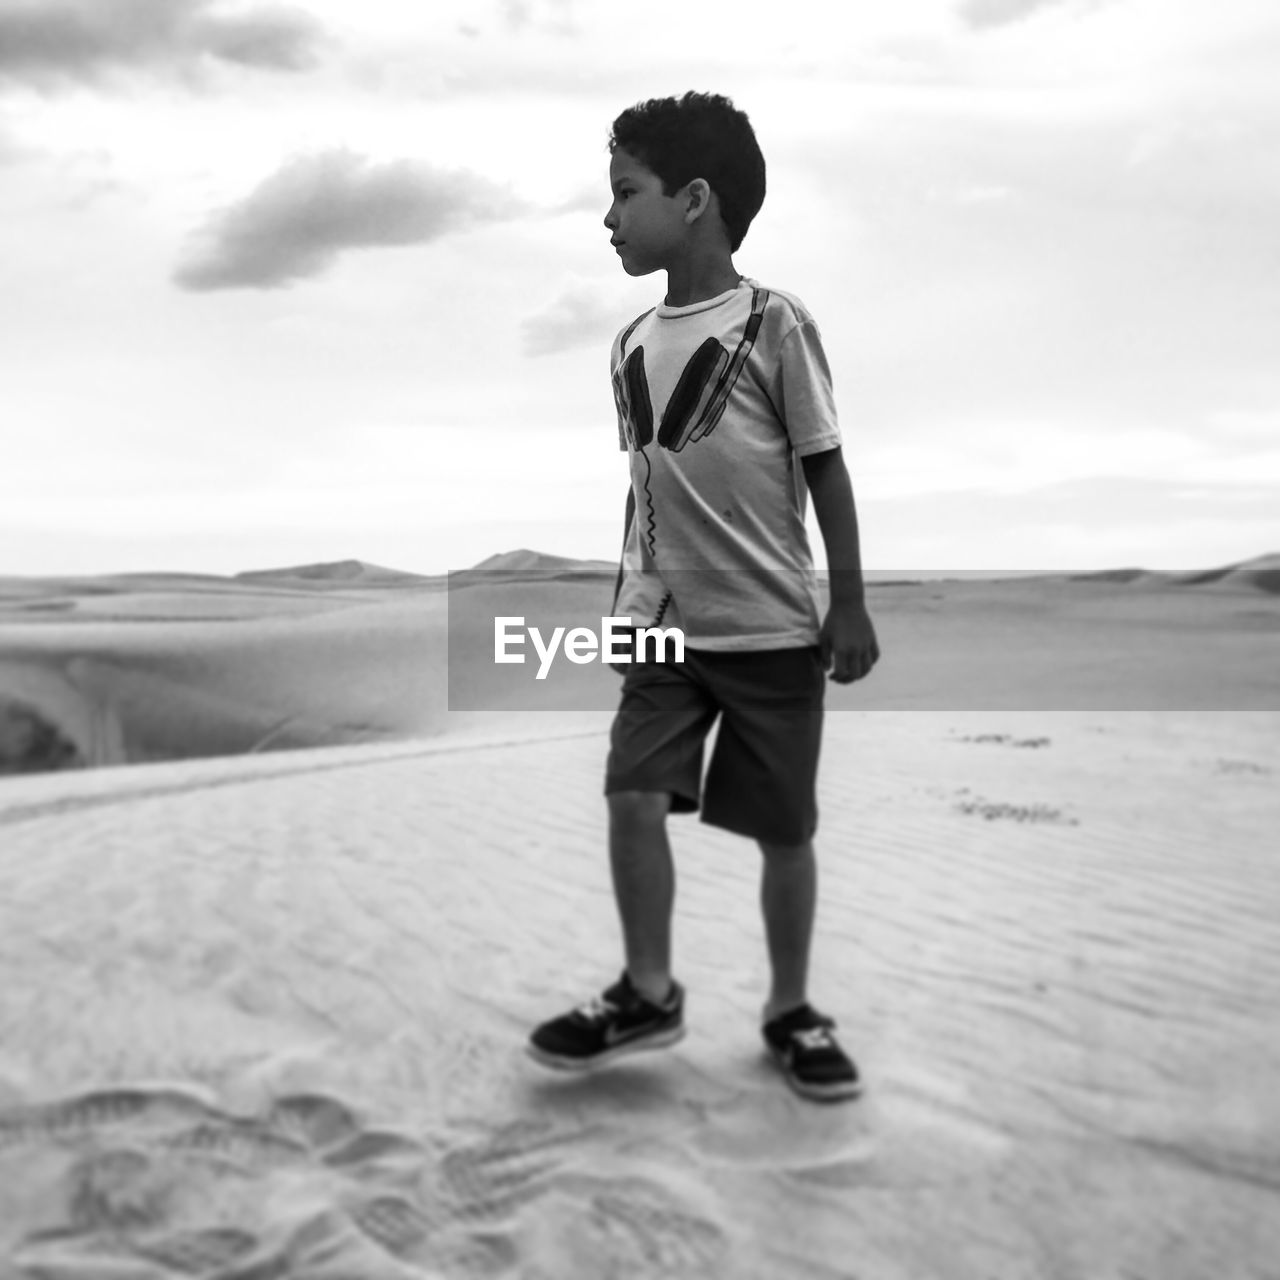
left=604, top=642, right=825, bottom=845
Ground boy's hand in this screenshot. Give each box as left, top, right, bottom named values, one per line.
left=820, top=601, right=879, bottom=683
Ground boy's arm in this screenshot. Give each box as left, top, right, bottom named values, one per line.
left=801, top=446, right=880, bottom=683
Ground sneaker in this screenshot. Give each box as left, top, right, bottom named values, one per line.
left=526, top=973, right=685, bottom=1071
left=762, top=1004, right=862, bottom=1102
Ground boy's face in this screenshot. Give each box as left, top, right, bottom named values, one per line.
left=604, top=147, right=688, bottom=276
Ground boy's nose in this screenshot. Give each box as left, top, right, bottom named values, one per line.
left=603, top=206, right=618, bottom=230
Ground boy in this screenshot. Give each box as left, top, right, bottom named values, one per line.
left=527, top=92, right=879, bottom=1102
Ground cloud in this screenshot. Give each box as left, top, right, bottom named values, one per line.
left=865, top=475, right=1280, bottom=572
left=0, top=125, right=21, bottom=165
left=552, top=185, right=604, bottom=216
left=497, top=0, right=579, bottom=34
left=958, top=0, right=1087, bottom=30
left=0, top=0, right=323, bottom=86
left=174, top=150, right=524, bottom=290
left=521, top=279, right=620, bottom=356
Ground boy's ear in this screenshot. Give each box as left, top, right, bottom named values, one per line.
left=684, top=178, right=712, bottom=225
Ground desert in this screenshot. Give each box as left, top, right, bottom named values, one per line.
left=0, top=551, right=1277, bottom=1277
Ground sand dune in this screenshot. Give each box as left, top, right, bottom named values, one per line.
left=1071, top=553, right=1280, bottom=594
left=0, top=709, right=1276, bottom=1276
left=0, top=596, right=449, bottom=770
left=3, top=554, right=1278, bottom=775
left=237, top=558, right=441, bottom=590
left=470, top=549, right=619, bottom=575
left=0, top=553, right=1277, bottom=1274
left=1174, top=552, right=1280, bottom=593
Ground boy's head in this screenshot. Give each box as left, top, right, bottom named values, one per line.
left=606, top=91, right=766, bottom=255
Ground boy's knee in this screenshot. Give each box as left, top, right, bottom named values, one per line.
left=608, top=789, right=672, bottom=829
left=758, top=838, right=815, bottom=862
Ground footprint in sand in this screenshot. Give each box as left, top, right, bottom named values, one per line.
left=137, top=1226, right=259, bottom=1274
left=69, top=1148, right=169, bottom=1231
left=380, top=1118, right=729, bottom=1275
left=161, top=1116, right=320, bottom=1175
left=18, top=1221, right=262, bottom=1279
left=266, top=1091, right=362, bottom=1151
left=1, top=1083, right=427, bottom=1278
left=553, top=1174, right=729, bottom=1276
left=0, top=1085, right=416, bottom=1171
left=0, top=1085, right=219, bottom=1147
left=348, top=1194, right=518, bottom=1276
left=4, top=1087, right=730, bottom=1277
left=344, top=1117, right=619, bottom=1275
left=438, top=1117, right=585, bottom=1223
left=324, top=1128, right=427, bottom=1175
left=956, top=733, right=1052, bottom=749
left=955, top=794, right=1078, bottom=825
left=1213, top=757, right=1271, bottom=776
left=18, top=1150, right=262, bottom=1278
left=348, top=1193, right=435, bottom=1254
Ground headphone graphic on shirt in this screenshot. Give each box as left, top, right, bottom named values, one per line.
left=613, top=286, right=770, bottom=454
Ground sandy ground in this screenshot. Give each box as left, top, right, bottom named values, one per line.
left=0, top=557, right=1278, bottom=1277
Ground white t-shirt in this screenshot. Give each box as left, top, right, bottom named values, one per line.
left=610, top=278, right=842, bottom=650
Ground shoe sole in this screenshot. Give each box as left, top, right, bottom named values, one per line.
left=525, top=1024, right=686, bottom=1072
left=766, top=1047, right=864, bottom=1103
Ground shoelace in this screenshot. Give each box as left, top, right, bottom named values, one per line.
left=575, top=997, right=618, bottom=1022
left=792, top=1027, right=836, bottom=1052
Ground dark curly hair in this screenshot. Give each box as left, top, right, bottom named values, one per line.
left=608, top=91, right=766, bottom=252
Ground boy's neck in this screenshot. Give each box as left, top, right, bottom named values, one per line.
left=662, top=250, right=742, bottom=308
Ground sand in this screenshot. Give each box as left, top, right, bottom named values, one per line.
left=1, top=555, right=1278, bottom=1277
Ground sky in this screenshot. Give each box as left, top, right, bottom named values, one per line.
left=1, top=0, right=1277, bottom=577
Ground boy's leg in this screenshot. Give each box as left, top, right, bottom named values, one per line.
left=608, top=789, right=676, bottom=1005
left=525, top=793, right=681, bottom=1073
left=603, top=646, right=717, bottom=1003
left=694, top=649, right=859, bottom=1099
left=758, top=837, right=817, bottom=1023
left=697, top=648, right=824, bottom=1021
left=758, top=834, right=861, bottom=1101
left=526, top=646, right=710, bottom=1072
left=525, top=723, right=696, bottom=1072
